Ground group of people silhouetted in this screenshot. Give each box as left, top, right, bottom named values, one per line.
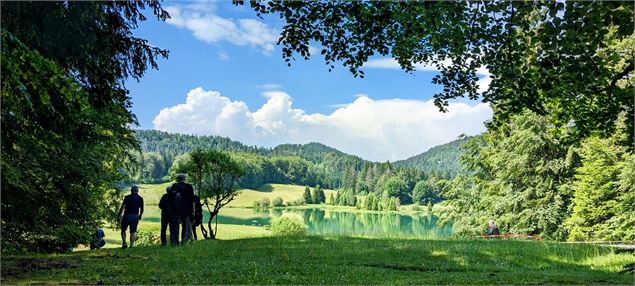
left=115, top=174, right=203, bottom=249
left=159, top=173, right=203, bottom=246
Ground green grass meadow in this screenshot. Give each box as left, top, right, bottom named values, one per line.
left=3, top=183, right=633, bottom=284
left=2, top=237, right=633, bottom=284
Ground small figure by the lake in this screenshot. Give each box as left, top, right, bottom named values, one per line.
left=487, top=220, right=500, bottom=236
left=118, top=186, right=144, bottom=249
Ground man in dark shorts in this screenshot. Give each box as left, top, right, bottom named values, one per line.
left=171, top=174, right=195, bottom=244
left=118, top=186, right=144, bottom=248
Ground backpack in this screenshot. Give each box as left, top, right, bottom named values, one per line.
left=168, top=191, right=184, bottom=216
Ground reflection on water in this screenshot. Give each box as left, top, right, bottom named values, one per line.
left=214, top=208, right=452, bottom=238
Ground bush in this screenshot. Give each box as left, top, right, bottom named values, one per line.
left=254, top=198, right=271, bottom=208
left=412, top=204, right=422, bottom=212
left=136, top=229, right=161, bottom=246
left=272, top=197, right=284, bottom=207
left=270, top=214, right=308, bottom=237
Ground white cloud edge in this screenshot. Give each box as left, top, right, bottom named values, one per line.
left=152, top=87, right=492, bottom=161
left=164, top=3, right=279, bottom=55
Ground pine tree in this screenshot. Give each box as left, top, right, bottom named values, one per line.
left=565, top=117, right=635, bottom=241
left=316, top=185, right=326, bottom=203
left=303, top=186, right=312, bottom=204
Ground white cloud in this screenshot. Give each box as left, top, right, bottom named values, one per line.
left=153, top=88, right=492, bottom=161
left=165, top=4, right=279, bottom=54
left=364, top=57, right=492, bottom=93
left=256, top=84, right=284, bottom=91
left=364, top=58, right=449, bottom=72
left=217, top=49, right=230, bottom=61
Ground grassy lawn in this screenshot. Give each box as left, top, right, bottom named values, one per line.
left=33, top=183, right=629, bottom=284
left=228, top=183, right=336, bottom=207
left=2, top=237, right=633, bottom=285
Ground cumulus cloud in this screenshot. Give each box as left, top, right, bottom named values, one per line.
left=165, top=3, right=279, bottom=54
left=153, top=87, right=492, bottom=161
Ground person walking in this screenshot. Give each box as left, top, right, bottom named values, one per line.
left=117, top=186, right=144, bottom=248
left=171, top=174, right=195, bottom=244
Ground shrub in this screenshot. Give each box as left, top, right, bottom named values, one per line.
left=412, top=204, right=422, bottom=212
left=272, top=197, right=284, bottom=207
left=259, top=198, right=271, bottom=208
left=136, top=229, right=161, bottom=246
left=270, top=214, right=308, bottom=237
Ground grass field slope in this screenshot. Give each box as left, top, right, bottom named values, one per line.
left=229, top=184, right=335, bottom=207
left=2, top=237, right=633, bottom=284
left=99, top=183, right=331, bottom=248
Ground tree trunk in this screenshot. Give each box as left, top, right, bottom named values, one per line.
left=214, top=213, right=219, bottom=238
left=207, top=210, right=219, bottom=239
left=207, top=212, right=215, bottom=239
left=200, top=223, right=208, bottom=239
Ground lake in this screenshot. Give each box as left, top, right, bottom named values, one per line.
left=214, top=208, right=453, bottom=238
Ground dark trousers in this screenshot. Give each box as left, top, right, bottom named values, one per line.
left=160, top=216, right=169, bottom=246
left=181, top=215, right=193, bottom=243
left=169, top=215, right=181, bottom=246
left=191, top=217, right=198, bottom=241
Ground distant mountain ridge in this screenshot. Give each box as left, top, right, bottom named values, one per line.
left=134, top=130, right=464, bottom=184
left=135, top=129, right=363, bottom=161
left=393, top=137, right=467, bottom=178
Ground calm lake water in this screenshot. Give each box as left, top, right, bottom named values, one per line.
left=215, top=208, right=453, bottom=238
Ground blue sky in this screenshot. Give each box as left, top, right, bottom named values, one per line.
left=126, top=1, right=492, bottom=162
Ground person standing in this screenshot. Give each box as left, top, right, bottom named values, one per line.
left=158, top=186, right=172, bottom=246
left=118, top=186, right=144, bottom=248
left=160, top=185, right=183, bottom=246
left=191, top=194, right=203, bottom=240
left=171, top=174, right=195, bottom=244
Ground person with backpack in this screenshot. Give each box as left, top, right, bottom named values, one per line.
left=171, top=174, right=195, bottom=244
left=117, top=186, right=144, bottom=248
left=90, top=227, right=106, bottom=250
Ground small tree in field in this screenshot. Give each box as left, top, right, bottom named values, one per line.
left=315, top=185, right=326, bottom=203
left=181, top=149, right=245, bottom=239
left=303, top=186, right=312, bottom=204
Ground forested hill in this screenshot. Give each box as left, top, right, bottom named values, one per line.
left=130, top=130, right=452, bottom=206
left=271, top=142, right=363, bottom=164
left=135, top=129, right=363, bottom=165
left=393, top=137, right=468, bottom=178
left=136, top=129, right=266, bottom=155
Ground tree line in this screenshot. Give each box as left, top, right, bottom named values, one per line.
left=130, top=129, right=448, bottom=207
left=237, top=1, right=634, bottom=241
